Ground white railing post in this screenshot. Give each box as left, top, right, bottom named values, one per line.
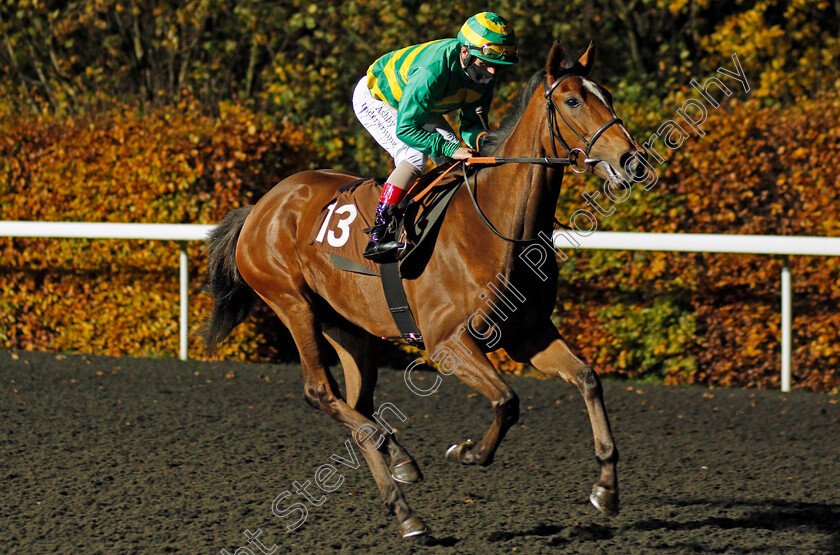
left=179, top=241, right=189, bottom=361
left=781, top=258, right=792, bottom=392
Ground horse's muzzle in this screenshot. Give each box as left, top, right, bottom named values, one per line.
left=620, top=150, right=649, bottom=182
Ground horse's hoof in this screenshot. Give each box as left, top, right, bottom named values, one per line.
left=390, top=458, right=423, bottom=484
left=399, top=516, right=429, bottom=538
left=590, top=485, right=620, bottom=515
left=445, top=439, right=475, bottom=464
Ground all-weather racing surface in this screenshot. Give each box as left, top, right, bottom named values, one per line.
left=2, top=349, right=839, bottom=554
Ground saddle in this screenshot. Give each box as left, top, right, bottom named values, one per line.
left=308, top=162, right=463, bottom=279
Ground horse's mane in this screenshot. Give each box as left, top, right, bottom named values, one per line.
left=480, top=69, right=547, bottom=156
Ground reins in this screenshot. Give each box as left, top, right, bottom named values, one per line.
left=461, top=164, right=569, bottom=244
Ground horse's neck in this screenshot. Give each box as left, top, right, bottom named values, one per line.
left=477, top=104, right=564, bottom=243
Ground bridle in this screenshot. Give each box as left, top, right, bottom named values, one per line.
left=464, top=68, right=624, bottom=173
left=462, top=67, right=625, bottom=244
left=543, top=67, right=624, bottom=173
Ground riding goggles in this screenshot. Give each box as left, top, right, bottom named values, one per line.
left=467, top=42, right=518, bottom=62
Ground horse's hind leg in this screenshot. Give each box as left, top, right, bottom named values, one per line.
left=261, top=297, right=425, bottom=537
left=322, top=324, right=423, bottom=485
left=508, top=323, right=619, bottom=515
left=321, top=324, right=426, bottom=537
left=322, top=324, right=378, bottom=415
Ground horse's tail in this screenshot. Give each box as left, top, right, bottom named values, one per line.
left=201, top=205, right=256, bottom=353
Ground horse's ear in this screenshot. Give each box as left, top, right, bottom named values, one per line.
left=546, top=40, right=567, bottom=81
left=578, top=41, right=596, bottom=75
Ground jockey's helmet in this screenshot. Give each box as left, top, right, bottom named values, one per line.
left=457, top=12, right=518, bottom=66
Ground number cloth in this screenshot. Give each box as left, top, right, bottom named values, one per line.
left=309, top=179, right=386, bottom=275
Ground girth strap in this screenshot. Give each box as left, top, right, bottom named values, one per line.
left=380, top=262, right=424, bottom=349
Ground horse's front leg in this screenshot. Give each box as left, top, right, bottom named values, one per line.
left=435, top=332, right=520, bottom=467
left=509, top=323, right=619, bottom=514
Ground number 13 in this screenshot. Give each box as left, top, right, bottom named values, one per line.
left=315, top=202, right=358, bottom=248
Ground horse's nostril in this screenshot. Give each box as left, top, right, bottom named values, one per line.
left=620, top=151, right=647, bottom=180
left=619, top=152, right=635, bottom=172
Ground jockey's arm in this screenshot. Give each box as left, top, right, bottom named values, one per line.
left=459, top=87, right=494, bottom=150
left=395, top=68, right=462, bottom=160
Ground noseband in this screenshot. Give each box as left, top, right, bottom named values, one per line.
left=544, top=70, right=623, bottom=173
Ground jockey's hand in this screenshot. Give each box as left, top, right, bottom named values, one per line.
left=452, top=146, right=478, bottom=160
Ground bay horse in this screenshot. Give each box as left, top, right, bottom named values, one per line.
left=202, top=42, right=647, bottom=538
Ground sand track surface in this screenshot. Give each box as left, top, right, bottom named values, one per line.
left=2, top=350, right=838, bottom=554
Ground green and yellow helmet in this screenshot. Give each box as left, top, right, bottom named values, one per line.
left=457, top=12, right=518, bottom=66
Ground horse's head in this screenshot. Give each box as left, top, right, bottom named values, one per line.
left=543, top=41, right=647, bottom=184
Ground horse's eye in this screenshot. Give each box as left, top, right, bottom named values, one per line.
left=565, top=98, right=580, bottom=108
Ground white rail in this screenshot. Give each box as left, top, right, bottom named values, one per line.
left=0, top=222, right=213, bottom=361
left=0, top=221, right=211, bottom=241
left=560, top=231, right=840, bottom=257
left=1, top=222, right=838, bottom=391
left=553, top=231, right=840, bottom=392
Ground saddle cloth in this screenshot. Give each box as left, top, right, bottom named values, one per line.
left=308, top=169, right=462, bottom=277
left=308, top=178, right=384, bottom=276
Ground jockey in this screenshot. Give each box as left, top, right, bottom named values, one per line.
left=352, top=12, right=518, bottom=262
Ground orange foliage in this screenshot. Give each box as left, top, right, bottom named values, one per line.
left=0, top=101, right=311, bottom=361
left=548, top=94, right=840, bottom=391
left=669, top=94, right=840, bottom=391
left=2, top=93, right=838, bottom=392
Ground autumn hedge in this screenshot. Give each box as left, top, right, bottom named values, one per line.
left=1, top=0, right=839, bottom=391
left=2, top=93, right=838, bottom=392
left=542, top=93, right=840, bottom=392
left=0, top=102, right=309, bottom=361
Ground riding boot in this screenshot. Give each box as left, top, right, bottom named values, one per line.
left=363, top=162, right=420, bottom=263
left=363, top=201, right=405, bottom=262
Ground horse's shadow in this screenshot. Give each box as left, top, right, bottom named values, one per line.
left=633, top=498, right=840, bottom=552
left=464, top=498, right=839, bottom=550
left=416, top=522, right=613, bottom=547
left=487, top=522, right=614, bottom=545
